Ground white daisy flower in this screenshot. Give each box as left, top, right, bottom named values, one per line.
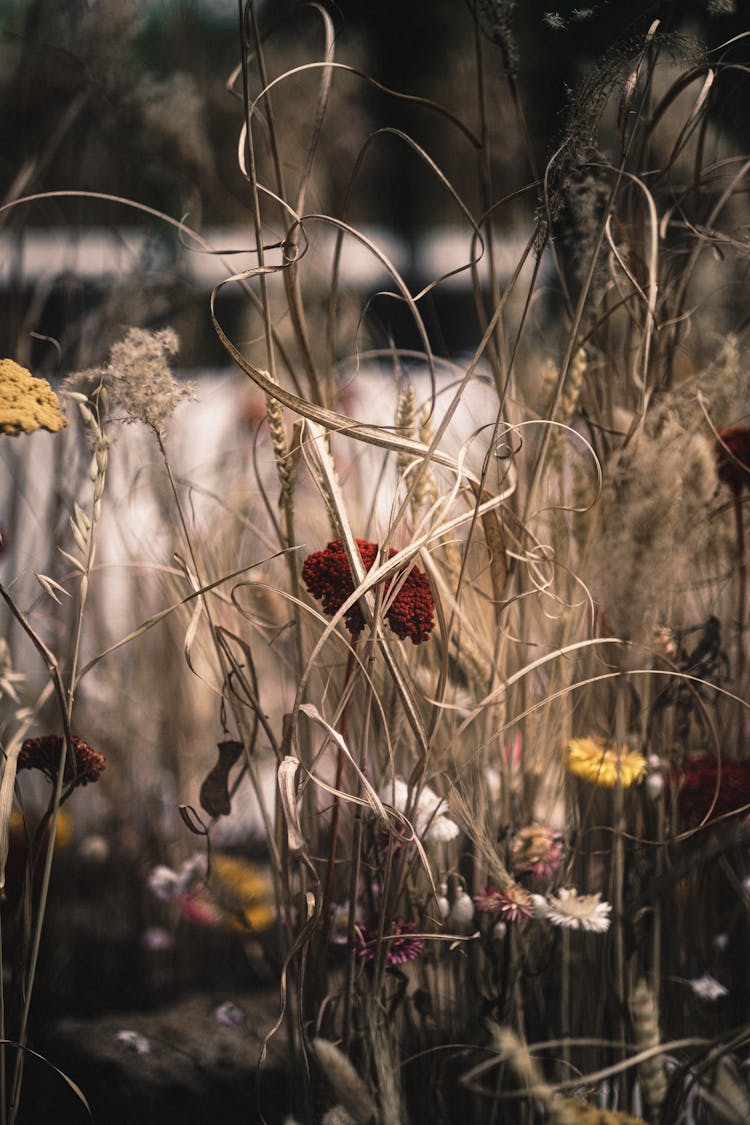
left=545, top=888, right=612, bottom=933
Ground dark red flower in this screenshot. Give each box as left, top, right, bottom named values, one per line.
left=716, top=427, right=750, bottom=494
left=356, top=915, right=424, bottom=965
left=676, top=753, right=750, bottom=827
left=19, top=734, right=105, bottom=790
left=302, top=538, right=435, bottom=644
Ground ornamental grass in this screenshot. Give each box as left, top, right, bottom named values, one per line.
left=2, top=4, right=750, bottom=1124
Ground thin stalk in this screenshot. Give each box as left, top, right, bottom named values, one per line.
left=734, top=491, right=746, bottom=751
left=321, top=645, right=357, bottom=944
left=8, top=747, right=68, bottom=1124
left=560, top=927, right=570, bottom=1080
left=0, top=589, right=75, bottom=1125
left=613, top=678, right=628, bottom=1106
left=239, top=0, right=277, bottom=384
left=0, top=906, right=5, bottom=1125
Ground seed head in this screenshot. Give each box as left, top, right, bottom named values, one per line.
left=19, top=734, right=105, bottom=789
left=302, top=538, right=435, bottom=644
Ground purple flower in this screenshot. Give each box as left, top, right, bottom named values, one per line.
left=356, top=916, right=424, bottom=965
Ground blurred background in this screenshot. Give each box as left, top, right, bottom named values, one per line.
left=1, top=0, right=748, bottom=371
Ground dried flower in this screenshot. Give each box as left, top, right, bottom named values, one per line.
left=496, top=883, right=535, bottom=924
left=690, top=972, right=728, bottom=1001
left=379, top=778, right=458, bottom=843
left=115, top=1030, right=151, bottom=1055
left=0, top=359, right=68, bottom=436
left=567, top=737, right=646, bottom=789
left=677, top=753, right=750, bottom=827
left=172, top=853, right=274, bottom=934
left=104, top=327, right=192, bottom=431
left=214, top=1000, right=246, bottom=1028
left=544, top=888, right=612, bottom=933
left=18, top=734, right=105, bottom=790
left=472, top=883, right=534, bottom=923
left=448, top=891, right=475, bottom=926
left=328, top=899, right=362, bottom=945
left=716, top=426, right=750, bottom=494
left=556, top=1102, right=648, bottom=1124
left=511, top=825, right=563, bottom=879
left=436, top=883, right=450, bottom=919
left=322, top=1108, right=357, bottom=1125
left=472, top=886, right=505, bottom=914
left=302, top=539, right=435, bottom=644
left=147, top=852, right=207, bottom=901
left=356, top=916, right=424, bottom=965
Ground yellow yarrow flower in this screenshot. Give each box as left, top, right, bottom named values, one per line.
left=0, top=359, right=68, bottom=436
left=566, top=737, right=646, bottom=789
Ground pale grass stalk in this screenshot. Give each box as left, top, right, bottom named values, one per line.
left=8, top=384, right=108, bottom=1123
left=613, top=677, right=628, bottom=1106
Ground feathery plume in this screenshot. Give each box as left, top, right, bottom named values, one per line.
left=313, top=1039, right=376, bottom=1125
left=630, top=979, right=667, bottom=1119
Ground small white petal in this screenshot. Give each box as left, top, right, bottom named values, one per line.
left=147, top=865, right=180, bottom=901
left=531, top=894, right=549, bottom=919
left=690, top=973, right=728, bottom=1001
left=115, top=1030, right=151, bottom=1055
left=425, top=815, right=460, bottom=843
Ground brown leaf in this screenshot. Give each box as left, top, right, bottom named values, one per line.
left=199, top=739, right=243, bottom=818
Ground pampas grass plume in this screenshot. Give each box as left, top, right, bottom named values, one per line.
left=630, top=979, right=667, bottom=1118
left=313, top=1039, right=377, bottom=1125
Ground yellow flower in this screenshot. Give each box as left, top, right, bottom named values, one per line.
left=0, top=359, right=68, bottom=436
left=210, top=853, right=274, bottom=934
left=558, top=1101, right=647, bottom=1124
left=566, top=737, right=646, bottom=789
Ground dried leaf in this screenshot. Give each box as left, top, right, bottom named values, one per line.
left=469, top=481, right=507, bottom=614
left=199, top=739, right=243, bottom=818
left=277, top=756, right=306, bottom=854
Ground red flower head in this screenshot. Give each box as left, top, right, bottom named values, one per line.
left=676, top=753, right=750, bottom=828
left=302, top=538, right=435, bottom=644
left=716, top=427, right=750, bottom=494
left=19, top=734, right=105, bottom=790
left=356, top=915, right=424, bottom=965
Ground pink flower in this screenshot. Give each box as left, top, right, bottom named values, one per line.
left=496, top=884, right=535, bottom=924
left=472, top=883, right=534, bottom=923
left=356, top=916, right=424, bottom=965
left=510, top=825, right=563, bottom=880
left=473, top=886, right=505, bottom=914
